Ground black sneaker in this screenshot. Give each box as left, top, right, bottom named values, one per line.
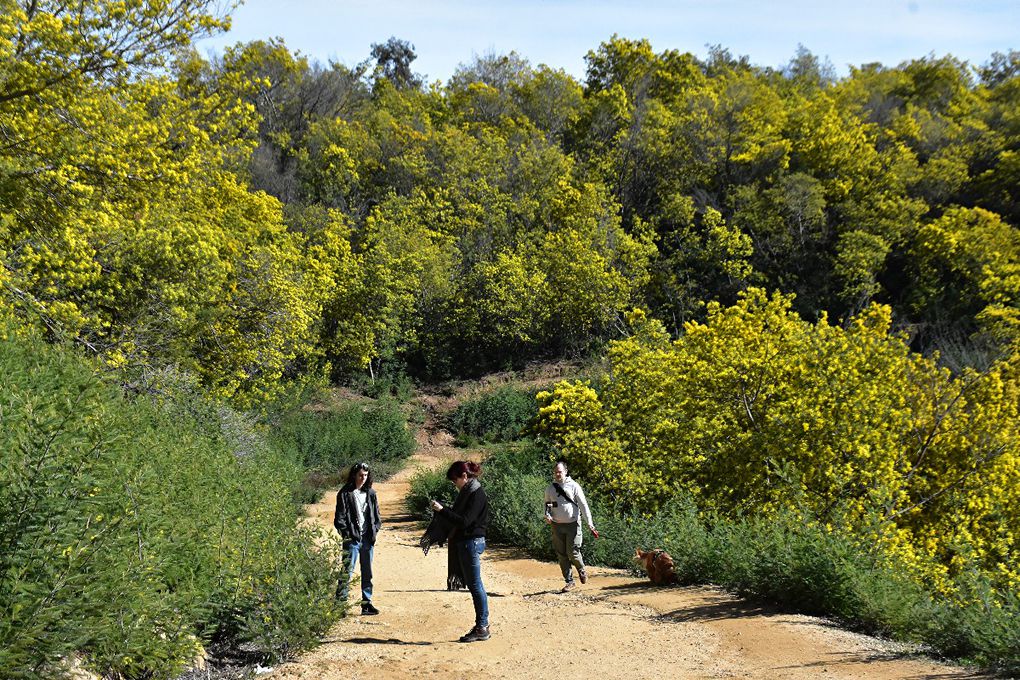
left=579, top=568, right=588, bottom=584
left=361, top=603, right=379, bottom=615
left=459, top=625, right=490, bottom=642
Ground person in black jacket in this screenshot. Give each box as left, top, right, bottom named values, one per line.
left=431, top=460, right=490, bottom=642
left=334, top=462, right=382, bottom=615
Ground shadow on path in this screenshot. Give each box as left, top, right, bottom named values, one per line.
left=384, top=587, right=510, bottom=597
left=384, top=514, right=419, bottom=524
left=343, top=637, right=432, bottom=646
left=598, top=581, right=693, bottom=597
left=482, top=544, right=546, bottom=563
left=657, top=599, right=779, bottom=622
left=773, top=653, right=996, bottom=680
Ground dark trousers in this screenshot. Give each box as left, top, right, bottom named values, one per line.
left=550, top=521, right=585, bottom=583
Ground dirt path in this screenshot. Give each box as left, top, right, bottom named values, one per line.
left=269, top=427, right=987, bottom=680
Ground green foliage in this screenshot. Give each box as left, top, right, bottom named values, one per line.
left=449, top=386, right=540, bottom=444
left=667, top=510, right=1020, bottom=672
left=280, top=55, right=656, bottom=377
left=671, top=511, right=1020, bottom=672
left=271, top=400, right=415, bottom=475
left=405, top=441, right=554, bottom=555
left=833, top=230, right=890, bottom=312
left=478, top=440, right=557, bottom=552
left=405, top=467, right=453, bottom=519
left=906, top=206, right=1020, bottom=344
left=406, top=440, right=692, bottom=568
left=536, top=292, right=1020, bottom=595
left=7, top=14, right=1020, bottom=384
left=348, top=368, right=416, bottom=403
left=225, top=523, right=345, bottom=662
left=0, top=3, right=355, bottom=407
left=0, top=321, right=346, bottom=678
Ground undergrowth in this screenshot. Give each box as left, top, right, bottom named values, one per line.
left=0, top=321, right=348, bottom=679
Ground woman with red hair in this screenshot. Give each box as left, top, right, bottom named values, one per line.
left=431, top=460, right=491, bottom=642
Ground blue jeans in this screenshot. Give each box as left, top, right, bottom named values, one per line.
left=456, top=537, right=488, bottom=627
left=339, top=540, right=374, bottom=602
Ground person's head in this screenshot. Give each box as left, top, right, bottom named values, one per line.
left=347, top=462, right=372, bottom=490
left=446, top=460, right=482, bottom=489
left=553, top=460, right=568, bottom=483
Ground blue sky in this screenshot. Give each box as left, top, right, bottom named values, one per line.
left=197, top=1, right=1019, bottom=82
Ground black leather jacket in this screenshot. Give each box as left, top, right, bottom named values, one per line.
left=333, top=485, right=382, bottom=544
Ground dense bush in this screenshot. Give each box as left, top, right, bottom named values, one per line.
left=448, top=386, right=540, bottom=444
left=272, top=401, right=415, bottom=478
left=470, top=440, right=553, bottom=553
left=349, top=370, right=416, bottom=403
left=405, top=440, right=698, bottom=568
left=681, top=513, right=1020, bottom=672
left=536, top=292, right=1020, bottom=594
left=0, top=323, right=347, bottom=679
left=405, top=467, right=454, bottom=518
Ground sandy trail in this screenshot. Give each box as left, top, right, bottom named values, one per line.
left=269, top=430, right=987, bottom=680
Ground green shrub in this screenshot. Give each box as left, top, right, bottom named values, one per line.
left=449, top=386, right=539, bottom=444
left=293, top=470, right=346, bottom=505
left=0, top=322, right=347, bottom=679
left=275, top=399, right=414, bottom=504
left=272, top=401, right=415, bottom=475
left=404, top=442, right=556, bottom=560
left=349, top=369, right=415, bottom=402
left=687, top=513, right=898, bottom=624
left=481, top=440, right=555, bottom=554
left=224, top=524, right=346, bottom=661
left=582, top=496, right=706, bottom=571
left=406, top=467, right=453, bottom=518
left=920, top=573, right=1020, bottom=673
left=408, top=440, right=694, bottom=568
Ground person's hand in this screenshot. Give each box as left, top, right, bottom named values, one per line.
left=545, top=516, right=553, bottom=524
left=430, top=500, right=443, bottom=512
left=590, top=527, right=599, bottom=539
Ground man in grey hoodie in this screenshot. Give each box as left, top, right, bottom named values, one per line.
left=544, top=460, right=598, bottom=592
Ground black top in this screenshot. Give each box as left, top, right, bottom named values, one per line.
left=439, top=480, right=489, bottom=541
left=333, top=485, right=382, bottom=545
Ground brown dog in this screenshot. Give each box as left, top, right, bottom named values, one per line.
left=635, top=548, right=678, bottom=585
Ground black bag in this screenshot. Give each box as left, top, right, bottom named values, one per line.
left=552, top=482, right=576, bottom=505
left=419, top=511, right=465, bottom=590
left=446, top=546, right=465, bottom=591
left=419, top=512, right=453, bottom=555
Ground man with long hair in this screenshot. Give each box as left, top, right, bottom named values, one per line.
left=334, top=462, right=382, bottom=615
